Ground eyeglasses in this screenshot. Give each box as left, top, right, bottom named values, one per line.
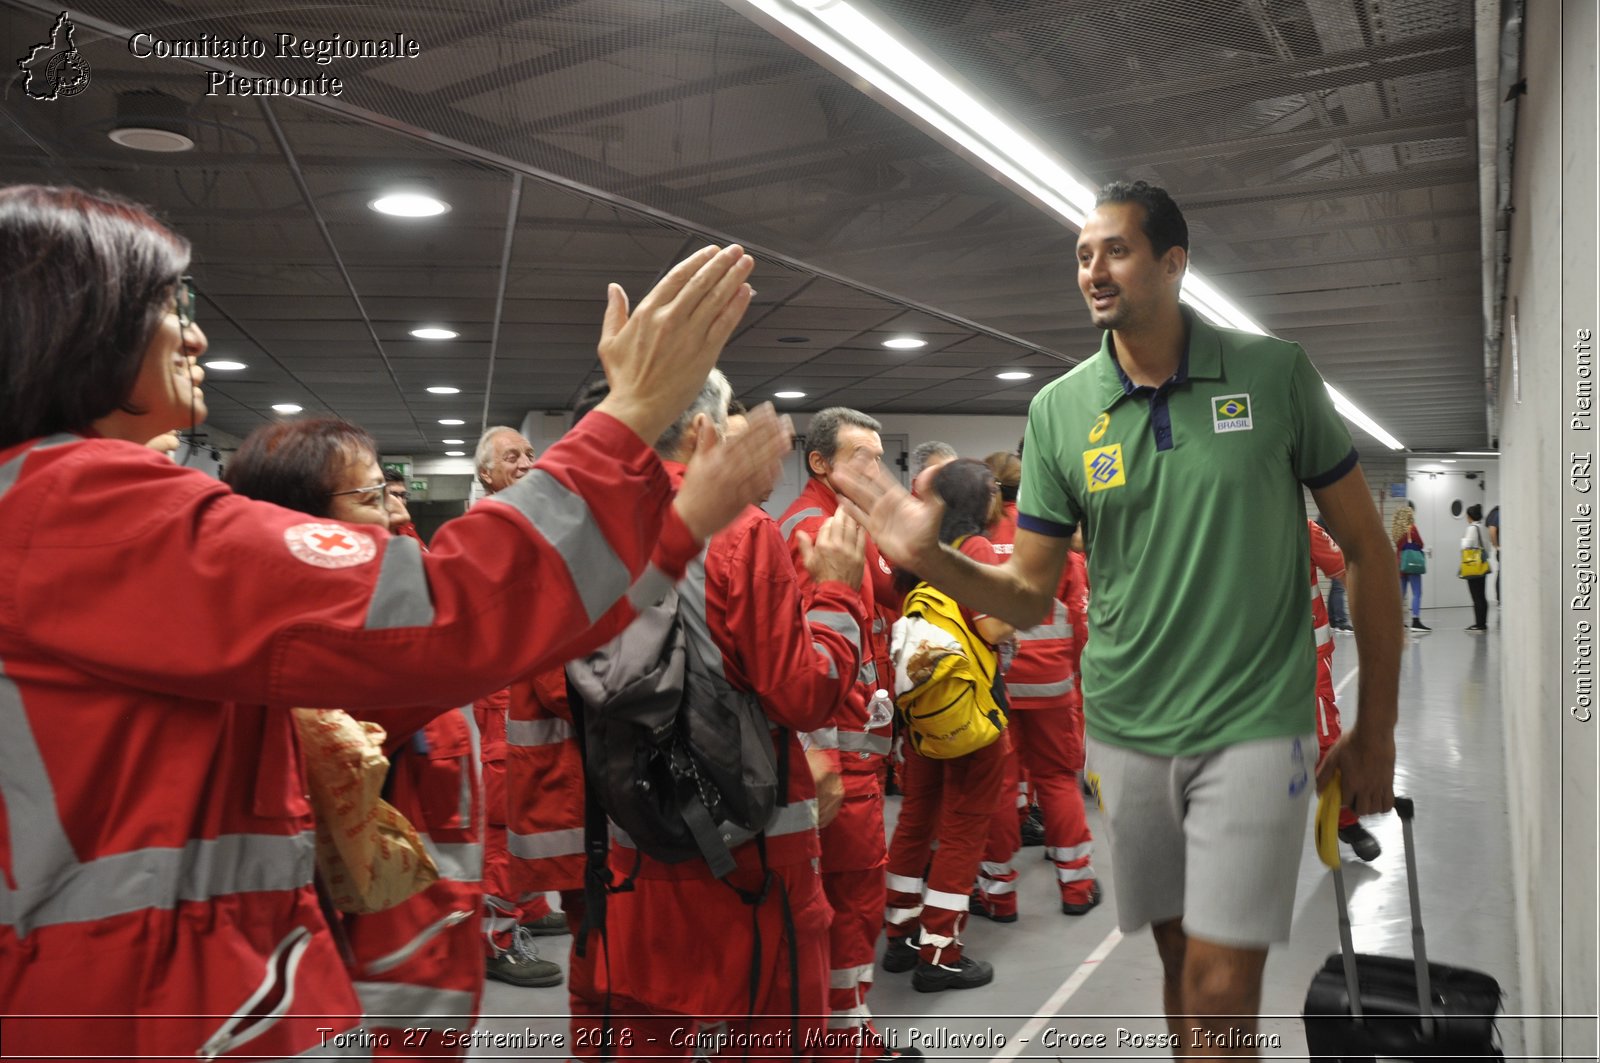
left=174, top=276, right=197, bottom=328
left=329, top=481, right=387, bottom=505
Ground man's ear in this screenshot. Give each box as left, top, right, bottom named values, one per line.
left=807, top=450, right=829, bottom=478
left=1164, top=245, right=1188, bottom=282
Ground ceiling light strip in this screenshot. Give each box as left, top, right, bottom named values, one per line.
left=729, top=0, right=1405, bottom=450
left=481, top=174, right=523, bottom=437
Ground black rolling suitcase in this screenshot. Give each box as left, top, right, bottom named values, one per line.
left=1302, top=797, right=1505, bottom=1061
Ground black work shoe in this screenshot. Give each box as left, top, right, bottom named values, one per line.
left=1019, top=815, right=1046, bottom=847
left=520, top=910, right=569, bottom=936
left=1062, top=881, right=1103, bottom=916
left=873, top=1046, right=924, bottom=1063
left=485, top=939, right=563, bottom=988
left=969, top=891, right=1018, bottom=924
left=1338, top=823, right=1382, bottom=863
left=912, top=955, right=995, bottom=993
left=1411, top=617, right=1431, bottom=632
left=881, top=936, right=919, bottom=974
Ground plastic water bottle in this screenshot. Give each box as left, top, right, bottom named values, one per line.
left=866, top=688, right=895, bottom=729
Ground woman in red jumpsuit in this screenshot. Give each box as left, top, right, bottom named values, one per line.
left=0, top=185, right=778, bottom=1063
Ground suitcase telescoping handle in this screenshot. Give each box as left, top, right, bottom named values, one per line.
left=1331, top=796, right=1434, bottom=1039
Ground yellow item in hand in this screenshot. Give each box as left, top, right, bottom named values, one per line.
left=1315, top=772, right=1343, bottom=869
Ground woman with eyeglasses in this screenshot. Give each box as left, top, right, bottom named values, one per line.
left=225, top=416, right=488, bottom=1054
left=0, top=184, right=785, bottom=1060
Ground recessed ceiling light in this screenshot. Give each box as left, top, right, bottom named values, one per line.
left=371, top=193, right=451, bottom=218
left=271, top=403, right=302, bottom=414
left=996, top=371, right=1032, bottom=381
left=778, top=336, right=810, bottom=344
left=882, top=336, right=927, bottom=350
left=1440, top=459, right=1457, bottom=463
left=442, top=438, right=465, bottom=445
left=410, top=327, right=459, bottom=340
left=108, top=90, right=194, bottom=152
left=444, top=451, right=467, bottom=457
left=439, top=418, right=465, bottom=426
left=426, top=386, right=460, bottom=395
left=774, top=390, right=806, bottom=399
left=203, top=360, right=247, bottom=371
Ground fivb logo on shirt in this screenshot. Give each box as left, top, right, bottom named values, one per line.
left=1211, top=393, right=1253, bottom=433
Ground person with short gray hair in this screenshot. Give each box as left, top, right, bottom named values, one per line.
left=911, top=440, right=957, bottom=477
left=476, top=426, right=537, bottom=495
left=654, top=368, right=732, bottom=454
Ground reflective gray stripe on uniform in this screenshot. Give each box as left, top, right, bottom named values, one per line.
left=828, top=963, right=874, bottom=989
left=1008, top=676, right=1076, bottom=699
left=779, top=507, right=825, bottom=540
left=0, top=433, right=78, bottom=500
left=806, top=608, right=861, bottom=648
left=507, top=827, right=584, bottom=860
left=363, top=535, right=435, bottom=629
left=1314, top=623, right=1333, bottom=648
left=837, top=731, right=891, bottom=755
left=506, top=717, right=574, bottom=747
left=355, top=980, right=477, bottom=1022
left=803, top=727, right=839, bottom=750
left=486, top=469, right=629, bottom=625
left=762, top=798, right=817, bottom=838
left=361, top=909, right=473, bottom=975
left=871, top=616, right=885, bottom=635
left=1057, top=865, right=1096, bottom=883
left=272, top=1037, right=372, bottom=1061
left=810, top=643, right=839, bottom=680
left=627, top=562, right=674, bottom=610
left=677, top=549, right=726, bottom=679
left=1016, top=602, right=1072, bottom=642
left=453, top=705, right=477, bottom=825
left=1045, top=842, right=1092, bottom=863
left=1, top=666, right=316, bottom=934
left=857, top=659, right=878, bottom=685
left=421, top=839, right=483, bottom=883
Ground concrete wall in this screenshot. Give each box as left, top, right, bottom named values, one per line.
left=1497, top=1, right=1598, bottom=1056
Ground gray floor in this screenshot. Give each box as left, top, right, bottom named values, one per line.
left=477, top=606, right=1519, bottom=1059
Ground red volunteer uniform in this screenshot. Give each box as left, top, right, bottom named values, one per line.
left=1308, top=520, right=1358, bottom=831
left=344, top=705, right=486, bottom=1058
left=0, top=414, right=698, bottom=1063
left=475, top=685, right=553, bottom=957
left=884, top=536, right=1010, bottom=965
left=779, top=478, right=895, bottom=1042
left=977, top=504, right=1097, bottom=917
left=573, top=461, right=865, bottom=1063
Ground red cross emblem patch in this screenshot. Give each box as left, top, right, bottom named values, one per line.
left=284, top=523, right=377, bottom=569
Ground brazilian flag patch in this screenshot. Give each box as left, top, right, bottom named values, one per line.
left=1211, top=393, right=1253, bottom=433
left=1082, top=444, right=1126, bottom=493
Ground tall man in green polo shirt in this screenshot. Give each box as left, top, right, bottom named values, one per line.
left=834, top=181, right=1401, bottom=1056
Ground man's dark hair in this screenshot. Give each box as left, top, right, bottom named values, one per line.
left=1467, top=503, right=1484, bottom=521
left=807, top=407, right=882, bottom=472
left=383, top=467, right=406, bottom=484
left=727, top=398, right=749, bottom=418
left=0, top=185, right=192, bottom=447
left=224, top=417, right=380, bottom=519
left=572, top=378, right=611, bottom=424
left=894, top=459, right=999, bottom=596
left=1095, top=180, right=1189, bottom=257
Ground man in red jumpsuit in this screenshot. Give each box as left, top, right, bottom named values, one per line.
left=570, top=371, right=867, bottom=1062
left=778, top=407, right=907, bottom=1058
left=472, top=425, right=565, bottom=987
left=1309, top=519, right=1382, bottom=861
left=974, top=488, right=1101, bottom=922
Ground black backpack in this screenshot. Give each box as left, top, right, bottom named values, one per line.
left=563, top=573, right=787, bottom=880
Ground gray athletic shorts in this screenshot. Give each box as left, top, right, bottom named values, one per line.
left=1085, top=732, right=1314, bottom=947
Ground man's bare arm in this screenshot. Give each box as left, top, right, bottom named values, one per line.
left=832, top=462, right=1069, bottom=628
left=1312, top=464, right=1400, bottom=815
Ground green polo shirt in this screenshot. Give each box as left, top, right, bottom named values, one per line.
left=1018, top=311, right=1357, bottom=756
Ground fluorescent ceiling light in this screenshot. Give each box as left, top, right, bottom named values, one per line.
left=996, top=371, right=1032, bottom=381
left=203, top=360, right=247, bottom=371
left=271, top=403, right=302, bottom=414
left=438, top=418, right=465, bottom=426
left=442, top=438, right=465, bottom=445
left=371, top=193, right=450, bottom=218
left=426, top=386, right=461, bottom=395
left=882, top=336, right=927, bottom=350
left=1440, top=459, right=1457, bottom=463
left=775, top=390, right=806, bottom=399
left=410, top=327, right=458, bottom=340
left=445, top=451, right=467, bottom=457
left=1453, top=451, right=1500, bottom=456
left=731, top=0, right=1404, bottom=451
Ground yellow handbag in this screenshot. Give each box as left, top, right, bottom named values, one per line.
left=1458, top=526, right=1490, bottom=579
